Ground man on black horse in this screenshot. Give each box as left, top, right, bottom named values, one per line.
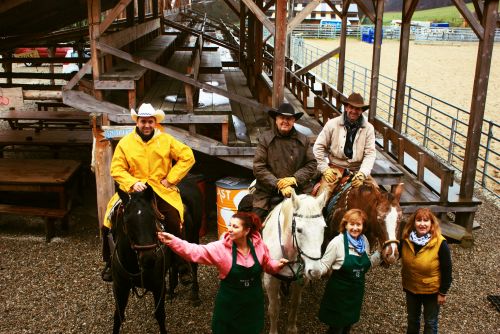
left=251, top=103, right=317, bottom=222
left=101, top=103, right=195, bottom=282
left=313, top=93, right=376, bottom=192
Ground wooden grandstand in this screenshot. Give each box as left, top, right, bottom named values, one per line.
left=0, top=0, right=497, bottom=245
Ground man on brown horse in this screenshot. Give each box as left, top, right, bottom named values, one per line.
left=313, top=93, right=376, bottom=190
left=252, top=103, right=317, bottom=222
left=100, top=103, right=195, bottom=282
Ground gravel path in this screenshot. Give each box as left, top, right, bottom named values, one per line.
left=0, top=185, right=498, bottom=334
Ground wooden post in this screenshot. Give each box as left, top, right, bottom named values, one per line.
left=459, top=0, right=499, bottom=199
left=272, top=0, right=287, bottom=107
left=138, top=0, right=146, bottom=23
left=239, top=2, right=246, bottom=66
left=393, top=0, right=418, bottom=132
left=255, top=0, right=263, bottom=76
left=159, top=0, right=165, bottom=32
left=48, top=47, right=56, bottom=86
left=126, top=0, right=135, bottom=26
left=336, top=0, right=349, bottom=108
left=87, top=0, right=103, bottom=101
left=92, top=124, right=115, bottom=228
left=368, top=0, right=384, bottom=122
left=2, top=53, right=13, bottom=85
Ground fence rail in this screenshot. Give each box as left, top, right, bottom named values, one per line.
left=289, top=24, right=500, bottom=42
left=289, top=36, right=499, bottom=198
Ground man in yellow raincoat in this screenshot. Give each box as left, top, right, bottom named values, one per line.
left=101, top=103, right=195, bottom=281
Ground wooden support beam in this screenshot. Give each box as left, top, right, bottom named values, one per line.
left=240, top=0, right=276, bottom=36
left=287, top=0, right=321, bottom=33
left=63, top=60, right=92, bottom=91
left=393, top=0, right=417, bottom=132
left=272, top=0, right=287, bottom=107
left=87, top=0, right=102, bottom=101
left=460, top=0, right=499, bottom=200
left=222, top=0, right=240, bottom=15
left=472, top=0, right=484, bottom=22
left=99, top=0, right=132, bottom=35
left=368, top=0, right=384, bottom=122
left=92, top=125, right=115, bottom=228
left=263, top=0, right=275, bottom=12
left=353, top=0, right=375, bottom=23
left=95, top=42, right=269, bottom=111
left=324, top=0, right=342, bottom=17
left=452, top=0, right=485, bottom=39
left=403, top=0, right=419, bottom=23
left=337, top=5, right=348, bottom=105
left=294, top=47, right=340, bottom=76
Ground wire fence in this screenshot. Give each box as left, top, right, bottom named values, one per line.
left=289, top=24, right=500, bottom=42
left=289, top=36, right=499, bottom=198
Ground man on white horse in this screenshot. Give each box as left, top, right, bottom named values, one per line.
left=100, top=103, right=195, bottom=282
left=313, top=92, right=376, bottom=190
left=252, top=103, right=317, bottom=222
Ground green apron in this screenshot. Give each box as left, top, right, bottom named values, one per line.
left=212, top=239, right=264, bottom=334
left=318, top=232, right=371, bottom=328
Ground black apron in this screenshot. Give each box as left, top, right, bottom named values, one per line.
left=212, top=239, right=264, bottom=334
left=319, top=232, right=371, bottom=327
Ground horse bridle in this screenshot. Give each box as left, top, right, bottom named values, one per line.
left=274, top=209, right=322, bottom=283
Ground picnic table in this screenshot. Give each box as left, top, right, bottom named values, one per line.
left=0, top=129, right=93, bottom=157
left=0, top=158, right=81, bottom=241
left=0, top=110, right=91, bottom=130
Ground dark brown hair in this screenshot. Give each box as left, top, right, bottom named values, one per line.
left=338, top=209, right=367, bottom=233
left=232, top=212, right=262, bottom=233
left=402, top=208, right=442, bottom=239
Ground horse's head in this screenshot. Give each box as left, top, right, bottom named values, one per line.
left=286, top=189, right=328, bottom=280
left=375, top=183, right=404, bottom=265
left=117, top=186, right=161, bottom=268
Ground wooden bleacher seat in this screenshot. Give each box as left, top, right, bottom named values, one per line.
left=99, top=35, right=177, bottom=109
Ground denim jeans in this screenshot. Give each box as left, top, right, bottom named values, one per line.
left=405, top=291, right=440, bottom=334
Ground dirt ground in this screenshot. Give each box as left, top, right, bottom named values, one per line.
left=304, top=38, right=499, bottom=123
left=0, top=181, right=499, bottom=334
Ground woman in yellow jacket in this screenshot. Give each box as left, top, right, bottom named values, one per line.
left=400, top=208, right=452, bottom=334
left=101, top=103, right=195, bottom=281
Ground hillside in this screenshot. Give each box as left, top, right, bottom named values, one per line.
left=385, top=0, right=473, bottom=12
left=381, top=3, right=476, bottom=26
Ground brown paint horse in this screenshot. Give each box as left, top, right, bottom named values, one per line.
left=321, top=180, right=404, bottom=264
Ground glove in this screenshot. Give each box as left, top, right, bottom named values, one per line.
left=323, top=168, right=342, bottom=184
left=280, top=185, right=294, bottom=198
left=276, top=177, right=297, bottom=190
left=351, top=171, right=366, bottom=188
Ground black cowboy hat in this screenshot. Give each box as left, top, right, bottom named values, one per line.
left=268, top=103, right=304, bottom=120
left=341, top=93, right=370, bottom=111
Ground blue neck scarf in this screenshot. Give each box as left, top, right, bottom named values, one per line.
left=346, top=232, right=366, bottom=254
left=409, top=230, right=431, bottom=246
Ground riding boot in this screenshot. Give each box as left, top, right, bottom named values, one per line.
left=101, top=226, right=113, bottom=282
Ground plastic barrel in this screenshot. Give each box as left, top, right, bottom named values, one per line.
left=215, top=177, right=251, bottom=238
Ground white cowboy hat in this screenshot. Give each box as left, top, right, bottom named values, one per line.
left=131, top=103, right=165, bottom=123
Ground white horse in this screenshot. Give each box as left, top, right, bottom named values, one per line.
left=262, top=189, right=328, bottom=334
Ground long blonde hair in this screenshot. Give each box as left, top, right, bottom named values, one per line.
left=402, top=208, right=442, bottom=239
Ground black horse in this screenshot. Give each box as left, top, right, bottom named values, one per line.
left=169, top=175, right=203, bottom=306
left=112, top=185, right=170, bottom=334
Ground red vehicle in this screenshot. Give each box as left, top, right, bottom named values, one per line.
left=13, top=47, right=73, bottom=67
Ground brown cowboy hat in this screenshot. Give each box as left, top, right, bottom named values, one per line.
left=341, top=93, right=370, bottom=111
left=268, top=103, right=304, bottom=120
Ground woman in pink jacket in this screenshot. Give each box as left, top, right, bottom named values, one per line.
left=158, top=212, right=288, bottom=334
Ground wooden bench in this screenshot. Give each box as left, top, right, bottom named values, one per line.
left=0, top=109, right=91, bottom=130
left=36, top=101, right=67, bottom=111
left=98, top=35, right=177, bottom=109
left=0, top=129, right=92, bottom=158
left=0, top=159, right=81, bottom=241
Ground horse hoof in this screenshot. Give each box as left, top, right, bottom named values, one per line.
left=190, top=298, right=202, bottom=307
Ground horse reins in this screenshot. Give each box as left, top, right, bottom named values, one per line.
left=274, top=208, right=322, bottom=283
